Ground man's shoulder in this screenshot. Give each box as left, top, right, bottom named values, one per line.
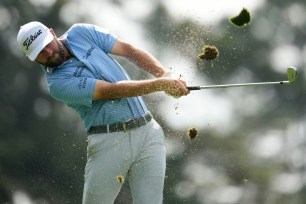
left=68, top=23, right=110, bottom=35
left=68, top=23, right=98, bottom=32
left=66, top=23, right=89, bottom=34
left=70, top=23, right=92, bottom=29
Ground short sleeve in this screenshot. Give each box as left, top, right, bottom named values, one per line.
left=92, top=25, right=117, bottom=53
left=48, top=76, right=97, bottom=107
left=76, top=24, right=117, bottom=53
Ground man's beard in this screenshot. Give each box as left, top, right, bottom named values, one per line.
left=43, top=41, right=66, bottom=68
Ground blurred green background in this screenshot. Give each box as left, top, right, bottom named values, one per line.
left=1, top=0, right=306, bottom=203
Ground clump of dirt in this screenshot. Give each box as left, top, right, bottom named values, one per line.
left=198, top=45, right=219, bottom=60
left=116, top=175, right=125, bottom=184
left=187, top=127, right=198, bottom=140
left=229, top=8, right=251, bottom=27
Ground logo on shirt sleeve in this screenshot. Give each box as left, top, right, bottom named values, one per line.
left=73, top=67, right=84, bottom=77
left=78, top=77, right=87, bottom=89
left=83, top=46, right=95, bottom=59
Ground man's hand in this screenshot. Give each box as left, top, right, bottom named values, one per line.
left=160, top=72, right=190, bottom=98
left=156, top=78, right=190, bottom=97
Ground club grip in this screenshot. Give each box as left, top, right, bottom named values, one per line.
left=187, top=86, right=201, bottom=90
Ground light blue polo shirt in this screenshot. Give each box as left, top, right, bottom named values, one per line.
left=43, top=23, right=148, bottom=131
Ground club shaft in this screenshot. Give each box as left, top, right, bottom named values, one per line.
left=187, top=81, right=290, bottom=90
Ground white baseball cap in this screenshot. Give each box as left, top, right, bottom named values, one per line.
left=17, top=21, right=54, bottom=61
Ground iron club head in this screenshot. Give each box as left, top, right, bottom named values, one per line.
left=287, top=66, right=297, bottom=83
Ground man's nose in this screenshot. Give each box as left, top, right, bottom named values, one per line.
left=41, top=47, right=53, bottom=57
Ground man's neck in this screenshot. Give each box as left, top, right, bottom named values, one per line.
left=62, top=43, right=72, bottom=61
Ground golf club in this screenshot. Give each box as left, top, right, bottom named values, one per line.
left=187, top=67, right=297, bottom=90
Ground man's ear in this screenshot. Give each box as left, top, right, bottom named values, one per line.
left=50, top=28, right=57, bottom=37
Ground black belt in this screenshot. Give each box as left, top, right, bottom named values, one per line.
left=88, top=113, right=153, bottom=135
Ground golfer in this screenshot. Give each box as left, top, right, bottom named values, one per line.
left=17, top=21, right=189, bottom=204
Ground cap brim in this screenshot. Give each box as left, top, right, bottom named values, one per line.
left=28, top=32, right=54, bottom=61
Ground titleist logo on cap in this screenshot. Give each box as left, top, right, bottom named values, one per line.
left=23, top=29, right=42, bottom=50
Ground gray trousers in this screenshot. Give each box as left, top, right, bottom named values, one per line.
left=82, top=119, right=166, bottom=204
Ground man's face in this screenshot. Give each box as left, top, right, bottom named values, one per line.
left=35, top=37, right=66, bottom=67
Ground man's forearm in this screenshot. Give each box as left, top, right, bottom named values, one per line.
left=93, top=79, right=164, bottom=100
left=93, top=77, right=189, bottom=101
left=110, top=39, right=168, bottom=78
left=127, top=47, right=167, bottom=78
